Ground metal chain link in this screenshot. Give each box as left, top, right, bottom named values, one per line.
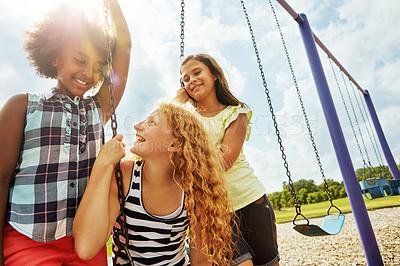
left=357, top=92, right=382, bottom=161
left=353, top=84, right=392, bottom=179
left=103, top=2, right=134, bottom=265
left=179, top=0, right=185, bottom=88
left=340, top=71, right=377, bottom=179
left=240, top=0, right=308, bottom=225
left=348, top=81, right=381, bottom=165
left=267, top=0, right=340, bottom=214
left=340, top=71, right=372, bottom=167
left=328, top=56, right=369, bottom=177
left=180, top=0, right=185, bottom=60
left=348, top=80, right=390, bottom=178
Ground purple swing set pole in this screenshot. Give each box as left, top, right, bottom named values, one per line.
left=363, top=90, right=400, bottom=180
left=296, top=12, right=383, bottom=266
left=278, top=0, right=399, bottom=182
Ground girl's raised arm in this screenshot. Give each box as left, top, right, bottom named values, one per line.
left=221, top=113, right=248, bottom=170
left=73, top=135, right=130, bottom=260
left=98, top=0, right=132, bottom=124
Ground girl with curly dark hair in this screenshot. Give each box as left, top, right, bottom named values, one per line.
left=1, top=1, right=131, bottom=265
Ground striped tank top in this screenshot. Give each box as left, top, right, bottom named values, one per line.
left=113, top=160, right=190, bottom=265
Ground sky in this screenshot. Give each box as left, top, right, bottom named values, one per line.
left=1, top=0, right=399, bottom=193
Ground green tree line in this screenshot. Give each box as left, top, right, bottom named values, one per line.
left=267, top=164, right=397, bottom=210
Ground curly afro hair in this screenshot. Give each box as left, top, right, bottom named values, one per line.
left=24, top=3, right=114, bottom=79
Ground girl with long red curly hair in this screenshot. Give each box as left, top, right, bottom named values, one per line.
left=73, top=102, right=234, bottom=265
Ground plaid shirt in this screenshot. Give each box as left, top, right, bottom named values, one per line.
left=7, top=88, right=104, bottom=242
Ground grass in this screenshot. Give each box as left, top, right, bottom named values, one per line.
left=274, top=194, right=400, bottom=223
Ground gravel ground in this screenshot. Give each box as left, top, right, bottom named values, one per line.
left=277, top=206, right=400, bottom=265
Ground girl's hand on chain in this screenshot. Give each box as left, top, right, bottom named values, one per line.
left=98, top=134, right=126, bottom=165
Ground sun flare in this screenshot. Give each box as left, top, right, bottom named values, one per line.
left=12, top=0, right=105, bottom=25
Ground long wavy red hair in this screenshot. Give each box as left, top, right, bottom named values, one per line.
left=159, top=102, right=234, bottom=265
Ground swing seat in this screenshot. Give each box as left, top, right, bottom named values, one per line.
left=387, top=179, right=400, bottom=195
left=293, top=213, right=345, bottom=236
left=359, top=178, right=392, bottom=200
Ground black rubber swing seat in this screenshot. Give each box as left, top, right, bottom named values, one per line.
left=293, top=213, right=345, bottom=236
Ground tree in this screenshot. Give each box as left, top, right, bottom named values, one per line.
left=306, top=191, right=324, bottom=204
left=298, top=188, right=308, bottom=205
left=339, top=186, right=347, bottom=198
left=317, top=179, right=344, bottom=199
left=355, top=164, right=393, bottom=181
left=278, top=178, right=347, bottom=206
left=268, top=191, right=282, bottom=211
left=283, top=179, right=318, bottom=195
left=280, top=189, right=293, bottom=207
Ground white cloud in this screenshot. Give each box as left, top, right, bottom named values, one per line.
left=243, top=145, right=287, bottom=193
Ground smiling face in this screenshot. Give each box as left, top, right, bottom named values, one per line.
left=181, top=59, right=218, bottom=102
left=131, top=108, right=177, bottom=159
left=53, top=38, right=106, bottom=98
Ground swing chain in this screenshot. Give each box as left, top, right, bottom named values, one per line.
left=349, top=83, right=382, bottom=166
left=348, top=80, right=391, bottom=179
left=349, top=85, right=391, bottom=179
left=356, top=90, right=392, bottom=179
left=180, top=0, right=185, bottom=60
left=328, top=56, right=368, bottom=164
left=340, top=71, right=373, bottom=166
left=329, top=56, right=380, bottom=182
left=103, top=2, right=134, bottom=265
left=268, top=0, right=338, bottom=209
left=240, top=0, right=303, bottom=224
left=179, top=0, right=185, bottom=88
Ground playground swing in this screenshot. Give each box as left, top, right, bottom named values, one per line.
left=178, top=0, right=344, bottom=237
left=359, top=178, right=393, bottom=199
left=327, top=56, right=394, bottom=200
left=103, top=2, right=134, bottom=265
left=350, top=82, right=393, bottom=181
left=240, top=0, right=345, bottom=236
left=352, top=84, right=400, bottom=196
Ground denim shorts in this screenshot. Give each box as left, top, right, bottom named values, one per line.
left=231, top=195, right=280, bottom=266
